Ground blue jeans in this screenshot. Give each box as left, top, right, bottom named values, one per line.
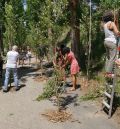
left=3, top=67, right=19, bottom=90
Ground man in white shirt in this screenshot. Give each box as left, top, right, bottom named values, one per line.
left=3, top=45, right=19, bottom=92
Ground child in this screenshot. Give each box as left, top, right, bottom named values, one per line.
left=62, top=47, right=80, bottom=91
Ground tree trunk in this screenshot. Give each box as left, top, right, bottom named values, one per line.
left=0, top=27, right=3, bottom=54
left=69, top=0, right=81, bottom=65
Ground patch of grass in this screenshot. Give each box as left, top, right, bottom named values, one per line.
left=36, top=68, right=65, bottom=101
left=92, top=72, right=105, bottom=83
left=115, top=80, right=120, bottom=94
left=80, top=73, right=105, bottom=101
left=80, top=86, right=104, bottom=101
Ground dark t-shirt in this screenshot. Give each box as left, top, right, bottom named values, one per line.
left=0, top=59, right=3, bottom=78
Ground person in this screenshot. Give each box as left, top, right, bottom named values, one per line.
left=102, top=11, right=120, bottom=77
left=18, top=48, right=22, bottom=65
left=21, top=49, right=27, bottom=66
left=18, top=48, right=27, bottom=66
left=0, top=53, right=3, bottom=87
left=26, top=48, right=32, bottom=65
left=62, top=47, right=80, bottom=91
left=3, top=45, right=20, bottom=92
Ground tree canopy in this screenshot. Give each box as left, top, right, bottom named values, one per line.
left=0, top=0, right=120, bottom=72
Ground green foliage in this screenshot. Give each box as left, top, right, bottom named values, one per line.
left=3, top=0, right=27, bottom=49
left=115, top=79, right=120, bottom=94
left=0, top=1, right=5, bottom=24
left=79, top=1, right=105, bottom=71
left=3, top=3, right=16, bottom=49
left=80, top=85, right=104, bottom=101
left=36, top=78, right=56, bottom=101
left=2, top=0, right=120, bottom=73
left=37, top=68, right=64, bottom=101
left=100, top=0, right=120, bottom=9
left=23, top=0, right=69, bottom=58
left=80, top=73, right=105, bottom=101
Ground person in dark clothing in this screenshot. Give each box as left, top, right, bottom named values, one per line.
left=0, top=53, right=3, bottom=87
left=38, top=44, right=49, bottom=62
left=0, top=53, right=3, bottom=78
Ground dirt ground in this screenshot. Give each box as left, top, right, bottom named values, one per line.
left=0, top=58, right=120, bottom=129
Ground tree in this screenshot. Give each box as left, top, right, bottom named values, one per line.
left=3, top=0, right=27, bottom=50
left=69, top=0, right=81, bottom=64
left=26, top=0, right=68, bottom=59
left=0, top=0, right=5, bottom=53
left=3, top=3, right=16, bottom=50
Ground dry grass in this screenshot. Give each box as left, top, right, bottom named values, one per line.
left=41, top=109, right=72, bottom=123
left=34, top=75, right=48, bottom=82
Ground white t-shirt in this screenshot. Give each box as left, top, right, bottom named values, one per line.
left=104, top=22, right=117, bottom=44
left=6, top=51, right=19, bottom=68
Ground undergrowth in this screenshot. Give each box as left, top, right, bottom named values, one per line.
left=36, top=78, right=56, bottom=101
left=36, top=68, right=65, bottom=101
left=80, top=85, right=104, bottom=101
left=80, top=71, right=120, bottom=101
left=115, top=80, right=120, bottom=94
left=80, top=73, right=105, bottom=101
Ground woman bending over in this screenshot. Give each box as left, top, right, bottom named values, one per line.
left=62, top=47, right=80, bottom=91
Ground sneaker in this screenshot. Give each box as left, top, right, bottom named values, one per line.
left=2, top=88, right=8, bottom=92
left=15, top=86, right=20, bottom=91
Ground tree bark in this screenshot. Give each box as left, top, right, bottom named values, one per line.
left=69, top=0, right=81, bottom=65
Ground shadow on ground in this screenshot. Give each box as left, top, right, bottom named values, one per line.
left=1, top=65, right=40, bottom=87
left=49, top=84, right=81, bottom=109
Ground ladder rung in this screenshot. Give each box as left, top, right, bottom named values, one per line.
left=105, top=83, right=113, bottom=88
left=104, top=92, right=111, bottom=98
left=109, top=85, right=113, bottom=88
left=102, top=100, right=110, bottom=109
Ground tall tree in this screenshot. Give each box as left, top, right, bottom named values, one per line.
left=3, top=0, right=26, bottom=50
left=69, top=0, right=81, bottom=64
left=0, top=0, right=11, bottom=53
left=0, top=0, right=5, bottom=53
left=4, top=3, right=16, bottom=49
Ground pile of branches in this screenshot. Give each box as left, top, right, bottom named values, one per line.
left=42, top=109, right=72, bottom=123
